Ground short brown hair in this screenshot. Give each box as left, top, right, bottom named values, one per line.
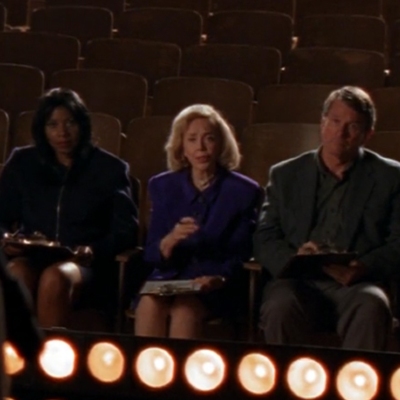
left=322, top=86, right=376, bottom=132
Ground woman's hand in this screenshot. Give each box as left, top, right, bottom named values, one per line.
left=2, top=243, right=24, bottom=257
left=71, top=246, right=93, bottom=267
left=194, top=275, right=226, bottom=292
left=160, top=217, right=199, bottom=259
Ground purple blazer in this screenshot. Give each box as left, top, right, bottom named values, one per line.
left=144, top=167, right=262, bottom=282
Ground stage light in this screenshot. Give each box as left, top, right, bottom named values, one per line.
left=336, top=361, right=378, bottom=400
left=286, top=357, right=328, bottom=399
left=184, top=349, right=226, bottom=392
left=237, top=352, right=276, bottom=395
left=390, top=367, right=400, bottom=400
left=135, top=347, right=174, bottom=388
left=38, top=338, right=77, bottom=379
left=3, top=341, right=25, bottom=375
left=87, top=342, right=125, bottom=383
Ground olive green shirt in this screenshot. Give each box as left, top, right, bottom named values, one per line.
left=308, top=152, right=357, bottom=250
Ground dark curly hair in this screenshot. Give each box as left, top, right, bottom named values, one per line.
left=31, top=88, right=92, bottom=162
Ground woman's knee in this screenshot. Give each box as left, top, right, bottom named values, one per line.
left=37, top=262, right=80, bottom=299
left=170, top=296, right=206, bottom=321
left=7, top=257, right=38, bottom=292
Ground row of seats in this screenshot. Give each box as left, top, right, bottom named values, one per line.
left=4, top=4, right=400, bottom=59
left=2, top=26, right=400, bottom=90
left=2, top=62, right=400, bottom=136
left=3, top=0, right=400, bottom=30
left=4, top=6, right=400, bottom=59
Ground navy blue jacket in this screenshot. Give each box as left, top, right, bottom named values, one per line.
left=0, top=145, right=138, bottom=266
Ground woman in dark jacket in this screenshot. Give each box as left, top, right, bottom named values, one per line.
left=0, top=88, right=138, bottom=328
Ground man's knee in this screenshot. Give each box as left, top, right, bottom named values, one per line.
left=352, top=286, right=391, bottom=323
left=260, top=280, right=304, bottom=324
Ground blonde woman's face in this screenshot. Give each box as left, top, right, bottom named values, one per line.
left=182, top=117, right=221, bottom=172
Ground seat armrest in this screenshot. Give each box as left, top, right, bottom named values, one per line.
left=116, top=247, right=143, bottom=263
left=243, top=258, right=262, bottom=341
left=115, top=246, right=144, bottom=332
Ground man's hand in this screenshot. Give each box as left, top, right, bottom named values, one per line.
left=194, top=276, right=226, bottom=292
left=297, top=241, right=320, bottom=255
left=323, top=260, right=367, bottom=286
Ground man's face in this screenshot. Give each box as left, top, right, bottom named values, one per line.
left=320, top=99, right=373, bottom=161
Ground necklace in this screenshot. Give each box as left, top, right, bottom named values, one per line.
left=194, top=174, right=215, bottom=191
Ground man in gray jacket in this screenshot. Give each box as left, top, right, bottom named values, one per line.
left=254, top=86, right=400, bottom=350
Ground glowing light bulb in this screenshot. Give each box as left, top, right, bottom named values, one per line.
left=3, top=342, right=25, bottom=375
left=237, top=353, right=276, bottom=395
left=336, top=361, right=378, bottom=400
left=390, top=367, right=400, bottom=400
left=39, top=339, right=76, bottom=379
left=153, top=356, right=166, bottom=371
left=287, top=357, right=328, bottom=399
left=254, top=363, right=267, bottom=378
left=87, top=342, right=125, bottom=383
left=135, top=347, right=174, bottom=388
left=184, top=349, right=225, bottom=391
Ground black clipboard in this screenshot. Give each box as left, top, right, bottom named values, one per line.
left=279, top=252, right=358, bottom=279
left=2, top=233, right=84, bottom=259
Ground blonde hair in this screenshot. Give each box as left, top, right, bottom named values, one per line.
left=165, top=104, right=241, bottom=171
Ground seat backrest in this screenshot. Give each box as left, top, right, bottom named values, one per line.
left=297, top=15, right=386, bottom=54
left=239, top=123, right=321, bottom=186
left=366, top=131, right=400, bottom=161
left=127, top=0, right=210, bottom=22
left=0, top=3, right=6, bottom=31
left=255, top=84, right=339, bottom=124
left=282, top=47, right=385, bottom=88
left=119, top=8, right=203, bottom=47
left=371, top=87, right=400, bottom=131
left=0, top=32, right=79, bottom=86
left=50, top=69, right=147, bottom=132
left=14, top=110, right=122, bottom=156
left=122, top=116, right=173, bottom=242
left=45, top=0, right=126, bottom=15
left=152, top=77, right=253, bottom=136
left=388, top=20, right=400, bottom=61
left=0, top=109, right=9, bottom=163
left=388, top=54, right=400, bottom=86
left=30, top=6, right=113, bottom=56
left=1, top=0, right=28, bottom=26
left=84, top=38, right=181, bottom=93
left=181, top=44, right=281, bottom=95
left=0, top=63, right=44, bottom=143
left=207, top=11, right=293, bottom=61
left=296, top=0, right=382, bottom=20
left=210, top=0, right=295, bottom=18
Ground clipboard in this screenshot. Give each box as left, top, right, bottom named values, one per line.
left=2, top=232, right=87, bottom=259
left=279, top=252, right=358, bottom=279
left=139, top=280, right=202, bottom=296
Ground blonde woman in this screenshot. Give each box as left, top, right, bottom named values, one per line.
left=135, top=104, right=262, bottom=338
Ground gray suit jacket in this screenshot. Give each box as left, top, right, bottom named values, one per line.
left=254, top=149, right=400, bottom=280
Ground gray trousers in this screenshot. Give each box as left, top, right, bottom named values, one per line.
left=259, top=279, right=392, bottom=351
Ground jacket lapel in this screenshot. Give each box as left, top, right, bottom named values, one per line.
left=295, top=155, right=318, bottom=243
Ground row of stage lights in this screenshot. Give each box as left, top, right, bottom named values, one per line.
left=4, top=329, right=400, bottom=400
